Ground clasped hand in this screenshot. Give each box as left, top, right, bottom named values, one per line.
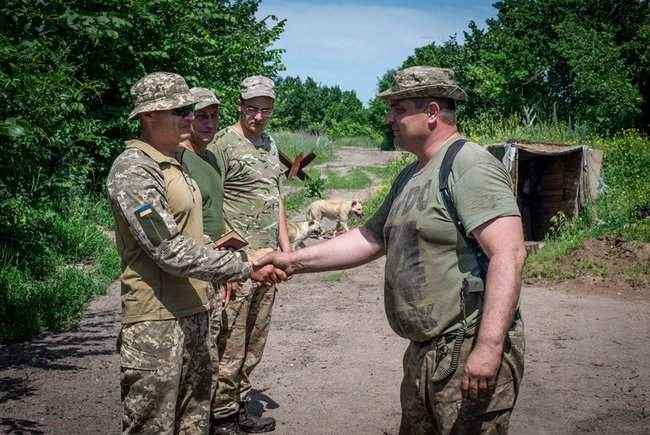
left=250, top=250, right=295, bottom=275
left=249, top=248, right=289, bottom=285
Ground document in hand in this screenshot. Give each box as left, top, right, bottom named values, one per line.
left=213, top=229, right=248, bottom=251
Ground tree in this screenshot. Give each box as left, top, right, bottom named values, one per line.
left=0, top=0, right=285, bottom=199
left=0, top=0, right=285, bottom=276
left=375, top=0, right=649, bottom=133
left=271, top=75, right=376, bottom=138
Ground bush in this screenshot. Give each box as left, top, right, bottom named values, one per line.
left=363, top=154, right=415, bottom=220
left=0, top=0, right=284, bottom=341
left=0, top=195, right=119, bottom=343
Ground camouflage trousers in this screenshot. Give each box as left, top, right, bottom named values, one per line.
left=211, top=282, right=276, bottom=419
left=120, top=312, right=212, bottom=435
left=399, top=316, right=525, bottom=435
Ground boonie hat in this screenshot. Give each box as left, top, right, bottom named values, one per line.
left=128, top=72, right=196, bottom=120
left=191, top=87, right=221, bottom=111
left=378, top=66, right=467, bottom=102
left=240, top=75, right=275, bottom=100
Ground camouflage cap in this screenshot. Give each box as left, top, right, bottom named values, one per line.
left=191, top=87, right=221, bottom=111
left=128, top=72, right=196, bottom=120
left=240, top=75, right=275, bottom=100
left=378, top=66, right=467, bottom=102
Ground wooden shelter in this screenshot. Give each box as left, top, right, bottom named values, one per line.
left=487, top=141, right=603, bottom=241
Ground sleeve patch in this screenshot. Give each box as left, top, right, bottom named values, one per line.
left=135, top=203, right=171, bottom=247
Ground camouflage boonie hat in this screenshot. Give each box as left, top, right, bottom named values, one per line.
left=191, top=87, right=221, bottom=111
left=240, top=75, right=275, bottom=100
left=128, top=72, right=196, bottom=120
left=378, top=66, right=467, bottom=102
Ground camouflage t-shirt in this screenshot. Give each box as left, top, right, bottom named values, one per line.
left=208, top=126, right=283, bottom=250
left=365, top=134, right=520, bottom=342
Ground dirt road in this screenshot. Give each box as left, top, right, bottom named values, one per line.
left=1, top=146, right=648, bottom=434
left=1, top=257, right=648, bottom=434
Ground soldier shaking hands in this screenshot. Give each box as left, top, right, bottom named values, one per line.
left=254, top=66, right=527, bottom=435
left=107, top=72, right=286, bottom=434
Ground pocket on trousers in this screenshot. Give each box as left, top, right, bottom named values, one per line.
left=458, top=342, right=520, bottom=419
left=458, top=380, right=516, bottom=420
left=120, top=320, right=177, bottom=371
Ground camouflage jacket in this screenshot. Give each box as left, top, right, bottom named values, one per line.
left=107, top=139, right=251, bottom=323
left=208, top=127, right=284, bottom=250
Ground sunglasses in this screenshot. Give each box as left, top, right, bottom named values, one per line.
left=171, top=105, right=194, bottom=117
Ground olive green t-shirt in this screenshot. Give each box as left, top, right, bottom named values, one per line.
left=176, top=147, right=226, bottom=241
left=207, top=126, right=284, bottom=250
left=365, top=134, right=520, bottom=342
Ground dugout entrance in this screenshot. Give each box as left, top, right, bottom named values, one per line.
left=487, top=141, right=603, bottom=242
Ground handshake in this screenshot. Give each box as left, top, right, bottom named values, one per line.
left=248, top=248, right=295, bottom=284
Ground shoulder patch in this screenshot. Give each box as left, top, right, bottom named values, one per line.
left=134, top=203, right=171, bottom=246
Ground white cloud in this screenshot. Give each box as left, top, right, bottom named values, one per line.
left=258, top=1, right=493, bottom=103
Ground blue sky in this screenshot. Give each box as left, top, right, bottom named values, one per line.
left=257, top=0, right=497, bottom=103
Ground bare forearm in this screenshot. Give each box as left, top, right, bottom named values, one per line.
left=277, top=200, right=291, bottom=252
left=288, top=228, right=384, bottom=274
left=476, top=247, right=526, bottom=350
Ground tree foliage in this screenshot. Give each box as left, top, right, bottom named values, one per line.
left=270, top=76, right=377, bottom=139
left=0, top=0, right=284, bottom=275
left=369, top=0, right=649, bottom=137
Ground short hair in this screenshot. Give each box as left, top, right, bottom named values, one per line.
left=412, top=98, right=456, bottom=124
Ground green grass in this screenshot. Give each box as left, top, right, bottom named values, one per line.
left=463, top=114, right=595, bottom=146
left=330, top=135, right=382, bottom=149
left=274, top=130, right=336, bottom=165
left=323, top=169, right=372, bottom=190
left=363, top=165, right=394, bottom=178
left=322, top=272, right=345, bottom=283
left=626, top=256, right=650, bottom=286
left=363, top=154, right=416, bottom=220
left=0, top=195, right=120, bottom=343
left=285, top=190, right=311, bottom=213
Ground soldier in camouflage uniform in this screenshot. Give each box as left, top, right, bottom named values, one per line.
left=207, top=76, right=289, bottom=434
left=255, top=67, right=527, bottom=434
left=107, top=72, right=285, bottom=435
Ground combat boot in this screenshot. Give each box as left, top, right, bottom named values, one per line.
left=211, top=413, right=245, bottom=435
left=238, top=404, right=276, bottom=433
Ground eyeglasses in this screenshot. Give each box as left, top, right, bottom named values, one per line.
left=243, top=105, right=273, bottom=117
left=171, top=106, right=194, bottom=117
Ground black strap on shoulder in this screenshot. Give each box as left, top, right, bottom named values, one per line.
left=438, top=139, right=490, bottom=278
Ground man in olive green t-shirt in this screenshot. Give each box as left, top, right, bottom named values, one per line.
left=175, top=87, right=243, bottom=435
left=176, top=87, right=226, bottom=241
left=256, top=67, right=527, bottom=434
